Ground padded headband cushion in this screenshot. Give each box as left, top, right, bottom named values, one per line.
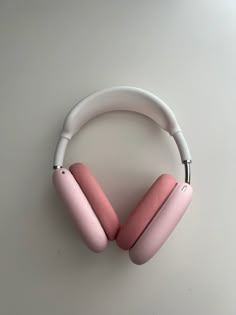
left=116, top=174, right=177, bottom=250
left=53, top=87, right=192, bottom=168
left=70, top=163, right=120, bottom=240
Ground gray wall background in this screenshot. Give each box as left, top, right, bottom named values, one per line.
left=0, top=1, right=235, bottom=314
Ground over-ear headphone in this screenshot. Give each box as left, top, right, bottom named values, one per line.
left=52, top=86, right=192, bottom=265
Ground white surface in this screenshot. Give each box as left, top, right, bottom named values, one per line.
left=0, top=1, right=235, bottom=314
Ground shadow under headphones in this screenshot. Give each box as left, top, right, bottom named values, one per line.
left=52, top=86, right=192, bottom=265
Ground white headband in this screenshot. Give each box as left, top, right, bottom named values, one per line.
left=53, top=86, right=191, bottom=183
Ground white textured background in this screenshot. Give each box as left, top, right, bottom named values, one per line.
left=0, top=1, right=235, bottom=314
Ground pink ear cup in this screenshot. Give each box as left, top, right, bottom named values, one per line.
left=69, top=163, right=120, bottom=240
left=116, top=174, right=177, bottom=250
left=53, top=168, right=108, bottom=252
left=129, top=183, right=192, bottom=265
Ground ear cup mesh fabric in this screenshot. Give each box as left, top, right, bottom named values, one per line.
left=116, top=174, right=177, bottom=250
left=70, top=163, right=120, bottom=240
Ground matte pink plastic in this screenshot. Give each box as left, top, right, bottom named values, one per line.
left=53, top=168, right=108, bottom=252
left=129, top=183, right=192, bottom=265
left=70, top=163, right=120, bottom=240
left=116, top=174, right=177, bottom=250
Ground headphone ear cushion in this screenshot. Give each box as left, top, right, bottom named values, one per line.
left=70, top=163, right=120, bottom=240
left=116, top=174, right=177, bottom=250
left=129, top=183, right=192, bottom=265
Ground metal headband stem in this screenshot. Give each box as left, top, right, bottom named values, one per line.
left=183, top=160, right=191, bottom=184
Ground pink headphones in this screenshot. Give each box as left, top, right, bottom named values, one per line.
left=53, top=86, right=192, bottom=265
